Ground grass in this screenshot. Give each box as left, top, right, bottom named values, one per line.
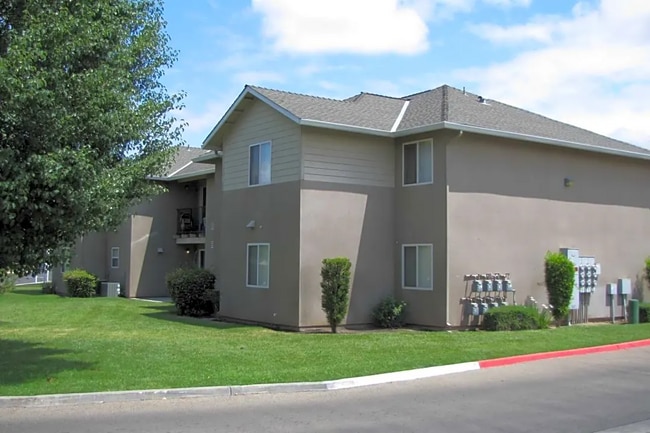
left=1, top=285, right=649, bottom=396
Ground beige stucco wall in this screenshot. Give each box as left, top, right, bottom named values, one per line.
left=299, top=181, right=395, bottom=327
left=222, top=99, right=301, bottom=191
left=107, top=220, right=132, bottom=295
left=394, top=131, right=453, bottom=328
left=219, top=181, right=301, bottom=327
left=128, top=182, right=198, bottom=298
left=446, top=133, right=650, bottom=326
left=53, top=232, right=108, bottom=294
left=205, top=163, right=222, bottom=279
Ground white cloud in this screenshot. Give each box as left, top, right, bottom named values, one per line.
left=251, top=0, right=429, bottom=55
left=456, top=0, right=650, bottom=148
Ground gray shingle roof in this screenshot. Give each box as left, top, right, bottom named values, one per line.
left=164, top=147, right=213, bottom=178
left=246, top=84, right=650, bottom=157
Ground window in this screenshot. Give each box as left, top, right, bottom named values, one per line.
left=402, top=244, right=433, bottom=290
left=249, top=141, right=271, bottom=186
left=111, top=247, right=120, bottom=269
left=247, top=243, right=270, bottom=288
left=403, top=139, right=433, bottom=185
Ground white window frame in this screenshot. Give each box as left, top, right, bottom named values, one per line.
left=248, top=141, right=272, bottom=187
left=111, top=247, right=120, bottom=269
left=402, top=139, right=433, bottom=186
left=246, top=243, right=270, bottom=288
left=401, top=244, right=433, bottom=290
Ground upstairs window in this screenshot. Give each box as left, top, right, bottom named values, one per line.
left=111, top=247, right=120, bottom=269
left=249, top=141, right=271, bottom=186
left=403, top=139, right=433, bottom=185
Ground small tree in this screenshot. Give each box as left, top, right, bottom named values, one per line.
left=320, top=257, right=352, bottom=333
left=644, top=257, right=650, bottom=286
left=544, top=252, right=575, bottom=323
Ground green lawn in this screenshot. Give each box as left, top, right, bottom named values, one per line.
left=1, top=285, right=649, bottom=396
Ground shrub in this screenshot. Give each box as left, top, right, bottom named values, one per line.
left=63, top=269, right=98, bottom=297
left=0, top=271, right=17, bottom=294
left=320, top=257, right=352, bottom=333
left=544, top=252, right=575, bottom=323
left=645, top=258, right=650, bottom=287
left=640, top=303, right=650, bottom=323
left=165, top=268, right=216, bottom=317
left=41, top=282, right=56, bottom=294
left=482, top=305, right=549, bottom=331
left=373, top=296, right=407, bottom=328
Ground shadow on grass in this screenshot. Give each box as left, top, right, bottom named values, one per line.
left=12, top=287, right=43, bottom=296
left=0, top=339, right=95, bottom=387
left=140, top=304, right=248, bottom=330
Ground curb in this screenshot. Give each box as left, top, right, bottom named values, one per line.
left=2, top=339, right=649, bottom=409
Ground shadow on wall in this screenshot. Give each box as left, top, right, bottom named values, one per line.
left=0, top=339, right=95, bottom=387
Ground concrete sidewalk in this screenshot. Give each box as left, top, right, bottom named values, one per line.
left=2, top=338, right=650, bottom=409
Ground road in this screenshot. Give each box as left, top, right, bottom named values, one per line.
left=2, top=346, right=649, bottom=433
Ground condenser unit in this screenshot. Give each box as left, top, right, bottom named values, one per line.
left=100, top=282, right=121, bottom=297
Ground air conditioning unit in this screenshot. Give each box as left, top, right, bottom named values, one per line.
left=100, top=282, right=121, bottom=297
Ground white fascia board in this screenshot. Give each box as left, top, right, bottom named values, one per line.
left=192, top=151, right=221, bottom=163
left=390, top=101, right=410, bottom=132
left=442, top=122, right=650, bottom=161
left=300, top=119, right=393, bottom=137
left=167, top=160, right=193, bottom=177
left=167, top=168, right=215, bottom=182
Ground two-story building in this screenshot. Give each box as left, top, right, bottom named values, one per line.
left=202, top=84, right=650, bottom=330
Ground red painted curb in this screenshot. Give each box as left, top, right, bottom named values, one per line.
left=478, top=338, right=650, bottom=369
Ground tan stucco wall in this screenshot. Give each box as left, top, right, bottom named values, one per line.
left=299, top=181, right=394, bottom=327
left=205, top=161, right=222, bottom=279
left=219, top=181, right=301, bottom=327
left=446, top=133, right=650, bottom=326
left=128, top=182, right=198, bottom=298
left=53, top=232, right=108, bottom=294
left=394, top=131, right=453, bottom=328
left=107, top=220, right=132, bottom=295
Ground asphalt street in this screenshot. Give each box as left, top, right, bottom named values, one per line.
left=1, top=346, right=649, bottom=433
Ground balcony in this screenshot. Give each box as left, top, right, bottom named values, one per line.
left=175, top=207, right=206, bottom=244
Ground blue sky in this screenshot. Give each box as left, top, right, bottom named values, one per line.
left=161, top=0, right=650, bottom=149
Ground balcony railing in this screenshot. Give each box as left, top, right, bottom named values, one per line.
left=176, top=207, right=205, bottom=237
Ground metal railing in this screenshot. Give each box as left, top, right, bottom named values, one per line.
left=176, top=207, right=205, bottom=236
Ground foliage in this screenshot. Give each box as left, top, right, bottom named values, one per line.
left=0, top=0, right=185, bottom=275
left=41, top=281, right=56, bottom=294
left=639, top=303, right=650, bottom=323
left=645, top=258, right=650, bottom=287
left=0, top=271, right=17, bottom=294
left=2, top=286, right=650, bottom=397
left=320, top=257, right=352, bottom=333
left=165, top=268, right=216, bottom=317
left=544, top=252, right=576, bottom=323
left=63, top=269, right=98, bottom=298
left=373, top=296, right=407, bottom=328
left=482, top=305, right=550, bottom=331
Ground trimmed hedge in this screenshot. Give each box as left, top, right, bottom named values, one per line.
left=63, top=269, right=98, bottom=298
left=320, top=257, right=352, bottom=333
left=165, top=268, right=217, bottom=317
left=640, top=303, right=650, bottom=323
left=373, top=296, right=407, bottom=328
left=545, top=252, right=575, bottom=322
left=482, top=305, right=550, bottom=331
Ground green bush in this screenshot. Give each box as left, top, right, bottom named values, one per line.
left=0, top=271, right=17, bottom=294
left=645, top=258, right=650, bottom=287
left=41, top=282, right=56, bottom=294
left=482, top=305, right=549, bottom=331
left=320, top=257, right=352, bottom=333
left=545, top=252, right=575, bottom=323
left=373, top=296, right=407, bottom=328
left=640, top=303, right=650, bottom=323
left=63, top=269, right=98, bottom=297
left=165, top=268, right=216, bottom=317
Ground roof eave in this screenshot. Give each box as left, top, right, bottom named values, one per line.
left=442, top=122, right=650, bottom=161
left=192, top=150, right=222, bottom=163
left=300, top=119, right=392, bottom=137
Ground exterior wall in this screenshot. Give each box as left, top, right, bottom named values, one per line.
left=446, top=133, right=650, bottom=326
left=299, top=182, right=394, bottom=327
left=394, top=131, right=453, bottom=328
left=53, top=232, right=108, bottom=294
left=301, top=127, right=394, bottom=187
left=205, top=162, right=222, bottom=278
left=107, top=221, right=132, bottom=295
left=128, top=182, right=198, bottom=298
left=222, top=99, right=301, bottom=191
left=219, top=181, right=301, bottom=328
